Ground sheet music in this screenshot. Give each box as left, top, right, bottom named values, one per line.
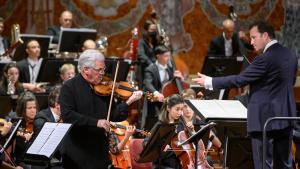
left=27, top=122, right=71, bottom=158
left=188, top=99, right=247, bottom=120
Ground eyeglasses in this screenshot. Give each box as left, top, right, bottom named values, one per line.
left=91, top=67, right=106, bottom=74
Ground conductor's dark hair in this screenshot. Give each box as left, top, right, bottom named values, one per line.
left=249, top=20, right=275, bottom=39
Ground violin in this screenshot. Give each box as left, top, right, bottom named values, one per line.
left=109, top=121, right=136, bottom=169
left=94, top=76, right=154, bottom=101
left=110, top=121, right=151, bottom=137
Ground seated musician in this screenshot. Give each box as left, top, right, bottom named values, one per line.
left=16, top=39, right=45, bottom=93
left=108, top=122, right=136, bottom=168
left=180, top=88, right=221, bottom=168
left=48, top=10, right=73, bottom=44
left=33, top=85, right=62, bottom=136
left=109, top=122, right=136, bottom=155
left=207, top=18, right=252, bottom=57
left=0, top=62, right=47, bottom=96
left=82, top=39, right=96, bottom=51
left=12, top=91, right=38, bottom=168
left=0, top=17, right=10, bottom=57
left=143, top=94, right=184, bottom=169
left=59, top=63, right=76, bottom=84
left=141, top=45, right=183, bottom=131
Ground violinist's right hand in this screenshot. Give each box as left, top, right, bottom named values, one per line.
left=153, top=91, right=164, bottom=102
left=97, top=119, right=110, bottom=132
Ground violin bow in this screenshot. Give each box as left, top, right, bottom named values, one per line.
left=106, top=60, right=120, bottom=121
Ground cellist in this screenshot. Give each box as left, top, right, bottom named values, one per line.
left=179, top=88, right=222, bottom=168
left=142, top=45, right=183, bottom=131
left=143, top=94, right=185, bottom=169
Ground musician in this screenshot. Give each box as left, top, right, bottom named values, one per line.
left=109, top=123, right=136, bottom=155
left=59, top=63, right=76, bottom=84
left=193, top=21, right=298, bottom=169
left=13, top=91, right=38, bottom=169
left=48, top=10, right=73, bottom=44
left=108, top=122, right=136, bottom=168
left=17, top=40, right=43, bottom=86
left=180, top=88, right=221, bottom=168
left=59, top=49, right=142, bottom=169
left=33, top=85, right=61, bottom=135
left=0, top=62, right=45, bottom=96
left=0, top=63, right=24, bottom=95
left=143, top=94, right=184, bottom=169
left=0, top=17, right=10, bottom=56
left=136, top=19, right=160, bottom=86
left=82, top=39, right=96, bottom=51
left=207, top=19, right=251, bottom=57
left=141, top=45, right=183, bottom=131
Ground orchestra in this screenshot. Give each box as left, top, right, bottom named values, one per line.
left=0, top=3, right=298, bottom=169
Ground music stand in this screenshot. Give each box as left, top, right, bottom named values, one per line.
left=58, top=28, right=97, bottom=53
left=201, top=56, right=243, bottom=99
left=138, top=122, right=177, bottom=164
left=178, top=122, right=216, bottom=169
left=105, top=57, right=130, bottom=82
left=13, top=34, right=52, bottom=61
left=36, top=58, right=78, bottom=85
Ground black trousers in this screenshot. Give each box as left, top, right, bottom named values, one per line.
left=250, top=127, right=293, bottom=169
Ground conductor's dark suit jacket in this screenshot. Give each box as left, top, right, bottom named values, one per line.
left=212, top=43, right=298, bottom=133
left=142, top=63, right=173, bottom=130
left=48, top=26, right=60, bottom=44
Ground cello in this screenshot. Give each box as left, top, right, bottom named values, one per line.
left=171, top=116, right=213, bottom=169
left=161, top=46, right=189, bottom=97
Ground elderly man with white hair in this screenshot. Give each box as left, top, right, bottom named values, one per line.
left=59, top=49, right=143, bottom=169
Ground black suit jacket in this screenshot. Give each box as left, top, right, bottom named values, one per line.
left=213, top=43, right=298, bottom=133
left=59, top=74, right=129, bottom=169
left=17, top=59, right=30, bottom=83
left=48, top=26, right=61, bottom=44
left=141, top=63, right=173, bottom=130
left=1, top=36, right=10, bottom=50
left=33, top=108, right=55, bottom=135
left=207, top=33, right=240, bottom=57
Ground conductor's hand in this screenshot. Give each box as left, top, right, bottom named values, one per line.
left=126, top=91, right=143, bottom=105
left=192, top=72, right=207, bottom=87
left=97, top=119, right=110, bottom=132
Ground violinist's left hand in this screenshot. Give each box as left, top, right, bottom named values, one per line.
left=126, top=91, right=143, bottom=105
left=124, top=125, right=136, bottom=138
left=174, top=70, right=184, bottom=81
